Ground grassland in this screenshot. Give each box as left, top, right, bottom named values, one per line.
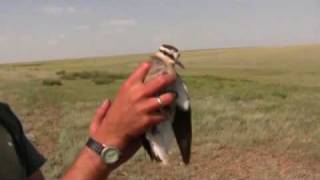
left=1, top=44, right=320, bottom=179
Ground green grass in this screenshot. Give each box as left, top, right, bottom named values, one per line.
left=1, top=44, right=320, bottom=179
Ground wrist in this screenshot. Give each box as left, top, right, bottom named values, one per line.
left=83, top=147, right=110, bottom=174
left=93, top=130, right=128, bottom=152
left=88, top=132, right=129, bottom=171
left=61, top=147, right=111, bottom=180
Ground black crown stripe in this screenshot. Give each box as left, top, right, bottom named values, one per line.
left=159, top=49, right=175, bottom=60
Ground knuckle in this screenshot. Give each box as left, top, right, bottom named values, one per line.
left=135, top=104, right=145, bottom=113
left=135, top=90, right=145, bottom=99
left=130, top=87, right=145, bottom=102
left=125, top=88, right=138, bottom=102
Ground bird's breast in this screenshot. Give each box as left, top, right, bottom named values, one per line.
left=145, top=57, right=176, bottom=83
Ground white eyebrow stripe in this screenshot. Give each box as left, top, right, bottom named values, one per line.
left=159, top=46, right=179, bottom=60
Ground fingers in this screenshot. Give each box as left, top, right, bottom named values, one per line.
left=126, top=62, right=151, bottom=84
left=142, top=92, right=176, bottom=112
left=144, top=115, right=165, bottom=129
left=95, top=100, right=111, bottom=121
left=90, top=100, right=111, bottom=135
left=143, top=74, right=175, bottom=96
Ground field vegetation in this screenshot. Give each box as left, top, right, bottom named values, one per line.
left=1, top=44, right=320, bottom=179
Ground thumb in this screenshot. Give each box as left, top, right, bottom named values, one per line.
left=90, top=100, right=111, bottom=136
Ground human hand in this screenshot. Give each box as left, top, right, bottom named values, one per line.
left=62, top=63, right=176, bottom=180
left=89, top=100, right=112, bottom=137
left=91, top=62, right=176, bottom=169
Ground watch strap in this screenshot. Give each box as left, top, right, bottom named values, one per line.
left=86, top=137, right=104, bottom=155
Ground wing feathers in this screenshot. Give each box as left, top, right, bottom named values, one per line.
left=172, top=106, right=192, bottom=164
left=141, top=135, right=161, bottom=162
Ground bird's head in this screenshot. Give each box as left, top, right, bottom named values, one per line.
left=158, top=44, right=185, bottom=69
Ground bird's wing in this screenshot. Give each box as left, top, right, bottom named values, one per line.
left=172, top=77, right=192, bottom=164
left=142, top=57, right=168, bottom=162
left=141, top=134, right=161, bottom=162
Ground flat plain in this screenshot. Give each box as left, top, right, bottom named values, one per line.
left=1, top=44, right=320, bottom=180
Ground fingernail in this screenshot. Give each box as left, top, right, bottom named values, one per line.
left=173, top=92, right=178, bottom=98
left=170, top=91, right=178, bottom=99
left=142, top=62, right=151, bottom=68
left=168, top=90, right=178, bottom=98
left=102, top=100, right=110, bottom=107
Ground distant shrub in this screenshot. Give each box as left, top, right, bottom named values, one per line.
left=271, top=91, right=288, bottom=99
left=59, top=71, right=97, bottom=80
left=92, top=78, right=113, bottom=85
left=104, top=73, right=127, bottom=79
left=58, top=70, right=127, bottom=82
left=60, top=73, right=76, bottom=80
left=229, top=95, right=241, bottom=101
left=77, top=71, right=99, bottom=79
left=42, top=79, right=62, bottom=86
left=56, top=70, right=66, bottom=76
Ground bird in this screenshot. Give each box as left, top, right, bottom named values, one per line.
left=142, top=44, right=192, bottom=165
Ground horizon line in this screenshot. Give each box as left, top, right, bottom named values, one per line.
left=1, top=43, right=320, bottom=66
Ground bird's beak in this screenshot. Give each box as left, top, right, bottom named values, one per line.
left=175, top=59, right=185, bottom=69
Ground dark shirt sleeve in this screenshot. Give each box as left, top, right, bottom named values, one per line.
left=21, top=131, right=46, bottom=176
left=0, top=102, right=46, bottom=177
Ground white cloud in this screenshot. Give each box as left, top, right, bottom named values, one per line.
left=47, top=39, right=59, bottom=46
left=74, top=25, right=90, bottom=31
left=0, top=36, right=6, bottom=43
left=98, top=19, right=137, bottom=33
left=152, top=32, right=174, bottom=44
left=47, top=34, right=66, bottom=46
left=41, top=6, right=77, bottom=16
left=58, top=34, right=66, bottom=39
left=109, top=19, right=137, bottom=27
left=232, top=0, right=250, bottom=3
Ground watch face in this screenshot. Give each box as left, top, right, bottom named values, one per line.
left=101, top=147, right=120, bottom=164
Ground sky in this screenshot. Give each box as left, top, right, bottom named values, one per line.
left=0, top=0, right=320, bottom=63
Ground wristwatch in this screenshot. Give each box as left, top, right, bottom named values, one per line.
left=86, top=137, right=121, bottom=164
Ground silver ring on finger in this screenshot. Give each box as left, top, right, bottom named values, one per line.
left=156, top=96, right=164, bottom=109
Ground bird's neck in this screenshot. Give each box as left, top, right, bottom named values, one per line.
left=154, top=51, right=176, bottom=73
